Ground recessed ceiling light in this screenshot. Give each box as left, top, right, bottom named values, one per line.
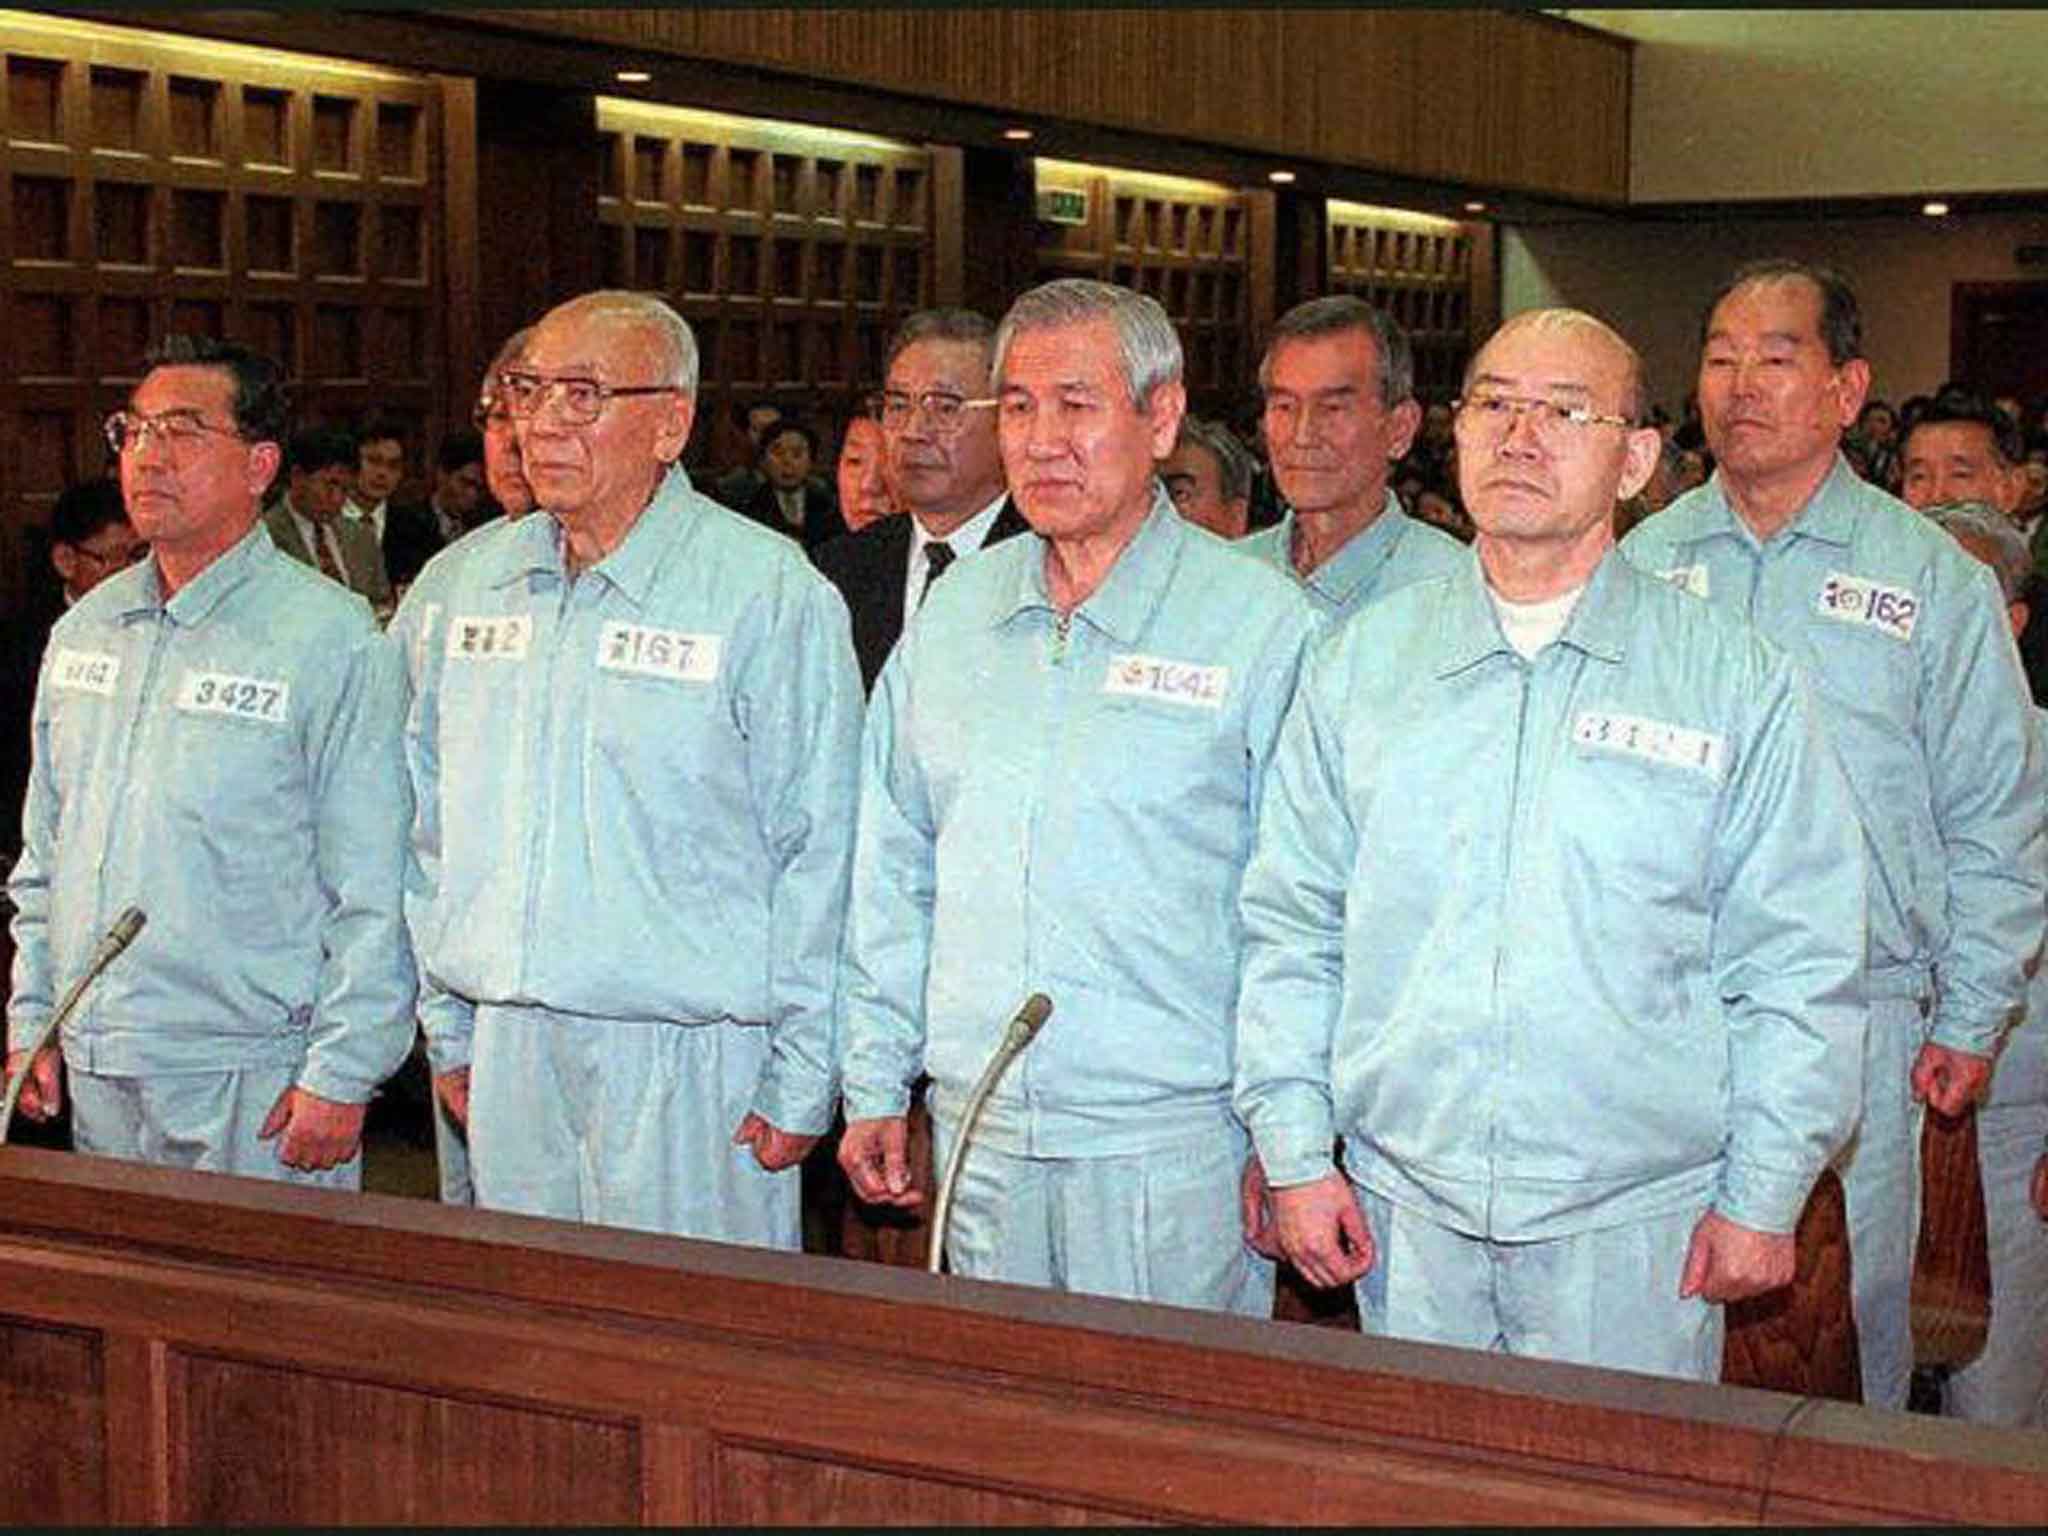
left=1463, top=201, right=1487, bottom=213
left=615, top=70, right=652, bottom=85
left=1268, top=170, right=1296, bottom=185
left=1923, top=200, right=1950, bottom=216
left=1002, top=127, right=1034, bottom=142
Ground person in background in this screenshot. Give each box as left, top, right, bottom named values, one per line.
left=1159, top=416, right=1254, bottom=540
left=738, top=419, right=843, bottom=552
left=1245, top=296, right=1465, bottom=624
left=835, top=410, right=900, bottom=536
left=265, top=426, right=393, bottom=613
left=1918, top=498, right=2048, bottom=1430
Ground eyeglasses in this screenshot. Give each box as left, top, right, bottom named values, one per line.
left=103, top=409, right=244, bottom=457
left=496, top=370, right=681, bottom=425
left=879, top=389, right=998, bottom=436
left=1453, top=394, right=1634, bottom=440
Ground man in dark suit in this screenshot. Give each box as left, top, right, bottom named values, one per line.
left=382, top=429, right=489, bottom=590
left=263, top=426, right=393, bottom=615
left=814, top=309, right=1025, bottom=693
left=736, top=419, right=843, bottom=554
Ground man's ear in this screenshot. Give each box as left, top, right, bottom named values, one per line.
left=1145, top=380, right=1187, bottom=459
left=1615, top=426, right=1663, bottom=503
left=246, top=441, right=283, bottom=502
left=1833, top=358, right=1872, bottom=428
left=1383, top=398, right=1424, bottom=462
left=654, top=393, right=696, bottom=465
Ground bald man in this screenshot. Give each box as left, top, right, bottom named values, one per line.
left=395, top=290, right=863, bottom=1247
left=1236, top=309, right=1865, bottom=1381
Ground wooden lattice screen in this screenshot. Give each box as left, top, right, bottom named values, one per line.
left=595, top=97, right=932, bottom=462
left=0, top=12, right=445, bottom=607
left=1325, top=203, right=1480, bottom=402
left=1032, top=158, right=1253, bottom=413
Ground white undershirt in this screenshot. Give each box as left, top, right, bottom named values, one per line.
left=1488, top=582, right=1586, bottom=659
left=904, top=492, right=1007, bottom=620
left=344, top=496, right=388, bottom=544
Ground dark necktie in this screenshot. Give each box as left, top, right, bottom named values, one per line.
left=312, top=523, right=346, bottom=585
left=920, top=539, right=955, bottom=605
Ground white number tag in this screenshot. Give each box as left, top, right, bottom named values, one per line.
left=445, top=614, right=533, bottom=660
left=177, top=671, right=289, bottom=724
left=596, top=623, right=722, bottom=684
left=1572, top=710, right=1725, bottom=781
left=1817, top=572, right=1918, bottom=642
left=1102, top=653, right=1228, bottom=710
left=50, top=649, right=119, bottom=696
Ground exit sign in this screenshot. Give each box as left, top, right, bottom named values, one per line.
left=1036, top=187, right=1088, bottom=226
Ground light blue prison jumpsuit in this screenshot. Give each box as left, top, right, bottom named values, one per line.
left=8, top=522, right=416, bottom=1187
left=1944, top=708, right=2048, bottom=1428
left=1240, top=492, right=1468, bottom=623
left=397, top=472, right=863, bottom=1248
left=840, top=496, right=1317, bottom=1312
left=1236, top=550, right=1868, bottom=1381
left=1624, top=457, right=2046, bottom=1408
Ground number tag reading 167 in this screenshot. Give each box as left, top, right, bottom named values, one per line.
left=176, top=671, right=289, bottom=724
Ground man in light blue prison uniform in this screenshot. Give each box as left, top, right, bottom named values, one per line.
left=1242, top=295, right=1465, bottom=622
left=1236, top=310, right=1867, bottom=1381
left=396, top=290, right=862, bottom=1248
left=838, top=279, right=1317, bottom=1312
left=1621, top=260, right=2046, bottom=1409
left=1920, top=501, right=2048, bottom=1429
left=383, top=328, right=532, bottom=1209
left=6, top=335, right=414, bottom=1186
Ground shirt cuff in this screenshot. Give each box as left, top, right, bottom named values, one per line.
left=1245, top=1088, right=1338, bottom=1189
left=751, top=1056, right=835, bottom=1138
left=1926, top=1003, right=2009, bottom=1061
left=1715, top=1158, right=1815, bottom=1236
left=842, top=1078, right=913, bottom=1124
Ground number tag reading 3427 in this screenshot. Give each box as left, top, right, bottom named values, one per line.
left=176, top=671, right=289, bottom=724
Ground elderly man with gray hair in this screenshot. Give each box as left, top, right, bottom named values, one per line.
left=1247, top=295, right=1465, bottom=620
left=396, top=289, right=864, bottom=1246
left=838, top=278, right=1317, bottom=1311
left=1922, top=498, right=2048, bottom=1429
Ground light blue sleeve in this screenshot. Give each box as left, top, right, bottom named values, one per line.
left=6, top=654, right=60, bottom=1053
left=742, top=574, right=864, bottom=1136
left=1234, top=636, right=1355, bottom=1188
left=1921, top=559, right=2046, bottom=1056
left=296, top=620, right=419, bottom=1104
left=837, top=641, right=937, bottom=1123
left=389, top=587, right=474, bottom=1076
left=1708, top=659, right=1868, bottom=1233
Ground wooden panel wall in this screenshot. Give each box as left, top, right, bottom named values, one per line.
left=1032, top=160, right=1256, bottom=413
left=462, top=8, right=1631, bottom=204
left=1, top=1150, right=2045, bottom=1528
left=1325, top=206, right=1484, bottom=402
left=595, top=97, right=931, bottom=455
left=0, top=14, right=449, bottom=608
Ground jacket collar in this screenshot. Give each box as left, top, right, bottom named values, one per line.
left=485, top=467, right=702, bottom=609
left=1434, top=544, right=1632, bottom=677
left=116, top=520, right=270, bottom=627
left=995, top=488, right=1182, bottom=646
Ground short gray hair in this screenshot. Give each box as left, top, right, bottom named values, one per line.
left=1924, top=500, right=2032, bottom=603
left=885, top=307, right=994, bottom=374
left=1260, top=294, right=1414, bottom=410
left=543, top=289, right=699, bottom=394
left=1174, top=416, right=1253, bottom=503
left=992, top=279, right=1182, bottom=410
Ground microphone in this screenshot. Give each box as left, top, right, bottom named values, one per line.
left=2, top=906, right=146, bottom=1140
left=927, top=992, right=1051, bottom=1276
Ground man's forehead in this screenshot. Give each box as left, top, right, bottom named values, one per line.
left=999, top=320, right=1121, bottom=386
left=1162, top=440, right=1220, bottom=478
left=1269, top=327, right=1378, bottom=385
left=1710, top=276, right=1823, bottom=339
left=360, top=438, right=404, bottom=457
left=526, top=309, right=660, bottom=372
left=134, top=363, right=234, bottom=412
left=889, top=337, right=989, bottom=388
left=1906, top=420, right=2003, bottom=465
left=1470, top=333, right=1618, bottom=400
